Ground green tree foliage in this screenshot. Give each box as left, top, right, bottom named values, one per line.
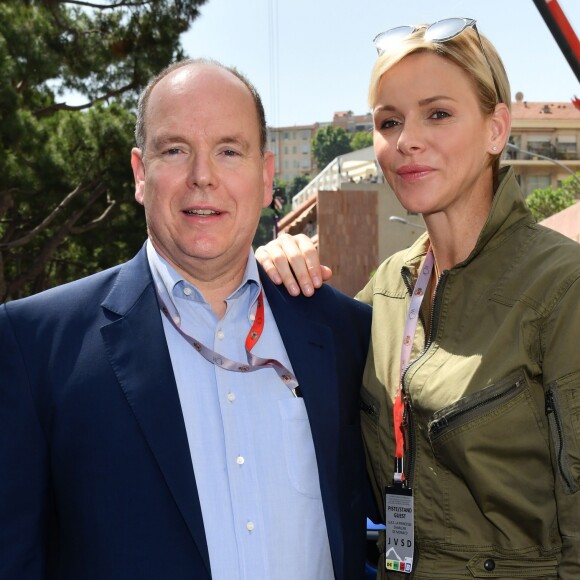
left=253, top=207, right=278, bottom=249
left=253, top=183, right=289, bottom=250
left=350, top=131, right=373, bottom=151
left=0, top=0, right=207, bottom=301
left=287, top=175, right=310, bottom=198
left=525, top=173, right=580, bottom=222
left=311, top=126, right=352, bottom=170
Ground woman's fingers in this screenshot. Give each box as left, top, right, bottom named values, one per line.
left=255, top=233, right=333, bottom=296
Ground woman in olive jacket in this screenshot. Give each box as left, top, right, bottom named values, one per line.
left=256, top=17, right=580, bottom=580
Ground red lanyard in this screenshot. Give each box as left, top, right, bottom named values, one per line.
left=244, top=290, right=264, bottom=351
left=393, top=248, right=434, bottom=483
left=157, top=286, right=300, bottom=396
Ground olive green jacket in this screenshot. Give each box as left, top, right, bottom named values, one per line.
left=358, top=167, right=580, bottom=579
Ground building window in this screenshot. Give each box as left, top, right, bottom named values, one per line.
left=505, top=134, right=522, bottom=159
left=526, top=134, right=554, bottom=158
left=301, top=130, right=310, bottom=140
left=301, top=144, right=310, bottom=154
left=556, top=135, right=578, bottom=160
left=292, top=146, right=297, bottom=154
left=525, top=174, right=551, bottom=196
left=284, top=132, right=289, bottom=140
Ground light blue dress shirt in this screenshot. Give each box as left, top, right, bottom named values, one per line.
left=146, top=242, right=334, bottom=580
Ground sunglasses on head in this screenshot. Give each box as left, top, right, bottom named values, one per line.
left=373, top=17, right=501, bottom=103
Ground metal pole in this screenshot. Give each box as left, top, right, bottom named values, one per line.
left=532, top=0, right=580, bottom=82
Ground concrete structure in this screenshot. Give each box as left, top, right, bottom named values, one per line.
left=277, top=171, right=424, bottom=297
left=540, top=201, right=580, bottom=242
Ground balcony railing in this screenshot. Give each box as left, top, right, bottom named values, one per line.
left=506, top=144, right=578, bottom=161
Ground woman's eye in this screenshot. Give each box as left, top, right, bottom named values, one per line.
left=379, top=119, right=400, bottom=130
left=430, top=110, right=451, bottom=120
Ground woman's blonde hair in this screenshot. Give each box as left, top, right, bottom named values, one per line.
left=368, top=24, right=511, bottom=177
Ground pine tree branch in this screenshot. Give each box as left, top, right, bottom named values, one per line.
left=59, top=0, right=152, bottom=9
left=34, top=81, right=137, bottom=117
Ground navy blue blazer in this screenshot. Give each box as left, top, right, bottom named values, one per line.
left=0, top=246, right=372, bottom=580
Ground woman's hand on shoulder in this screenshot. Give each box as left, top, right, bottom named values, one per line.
left=255, top=233, right=333, bottom=297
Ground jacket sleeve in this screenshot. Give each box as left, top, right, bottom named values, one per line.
left=0, top=304, right=51, bottom=579
left=540, top=275, right=580, bottom=579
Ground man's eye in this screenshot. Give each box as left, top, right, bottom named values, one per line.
left=223, top=149, right=239, bottom=157
left=164, top=148, right=181, bottom=155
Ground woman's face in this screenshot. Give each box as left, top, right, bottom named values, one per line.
left=372, top=51, right=497, bottom=219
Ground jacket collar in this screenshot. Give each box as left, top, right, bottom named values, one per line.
left=401, top=167, right=533, bottom=276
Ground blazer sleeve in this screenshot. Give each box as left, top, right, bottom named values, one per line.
left=0, top=304, right=51, bottom=579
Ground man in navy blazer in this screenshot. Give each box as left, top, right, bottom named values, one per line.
left=0, top=59, right=372, bottom=579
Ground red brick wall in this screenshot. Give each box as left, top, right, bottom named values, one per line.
left=317, top=189, right=378, bottom=297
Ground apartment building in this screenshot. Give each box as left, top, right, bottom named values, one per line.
left=331, top=110, right=373, bottom=134
left=266, top=124, right=320, bottom=183
left=267, top=111, right=374, bottom=183
left=500, top=93, right=579, bottom=195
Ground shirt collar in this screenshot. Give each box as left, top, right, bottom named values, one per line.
left=146, top=240, right=261, bottom=323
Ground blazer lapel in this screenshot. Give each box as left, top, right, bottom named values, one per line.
left=260, top=270, right=345, bottom=578
left=100, top=248, right=211, bottom=575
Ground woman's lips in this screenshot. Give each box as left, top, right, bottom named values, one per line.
left=396, top=165, right=434, bottom=181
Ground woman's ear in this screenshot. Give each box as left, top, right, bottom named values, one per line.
left=488, top=102, right=511, bottom=155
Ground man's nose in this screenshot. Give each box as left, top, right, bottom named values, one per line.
left=187, top=153, right=216, bottom=189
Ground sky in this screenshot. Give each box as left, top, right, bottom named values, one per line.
left=181, top=0, right=580, bottom=128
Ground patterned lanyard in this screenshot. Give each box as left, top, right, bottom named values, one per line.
left=157, top=285, right=300, bottom=397
left=393, top=248, right=434, bottom=483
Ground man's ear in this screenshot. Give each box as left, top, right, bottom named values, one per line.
left=131, top=147, right=146, bottom=205
left=262, top=151, right=276, bottom=208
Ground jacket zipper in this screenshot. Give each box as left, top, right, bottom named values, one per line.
left=428, top=377, right=523, bottom=439
left=399, top=265, right=447, bottom=578
left=545, top=388, right=576, bottom=493
left=400, top=265, right=448, bottom=486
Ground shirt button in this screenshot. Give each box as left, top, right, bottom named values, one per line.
left=227, top=392, right=236, bottom=402
left=236, top=456, right=245, bottom=465
left=217, top=330, right=225, bottom=340
left=249, top=313, right=256, bottom=322
left=246, top=521, right=255, bottom=532
left=183, top=287, right=192, bottom=296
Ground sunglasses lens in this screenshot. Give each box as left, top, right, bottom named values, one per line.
left=424, top=18, right=468, bottom=42
left=374, top=26, right=416, bottom=54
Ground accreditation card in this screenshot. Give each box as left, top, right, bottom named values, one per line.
left=385, top=485, right=414, bottom=574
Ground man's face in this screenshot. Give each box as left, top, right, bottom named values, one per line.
left=131, top=64, right=274, bottom=283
